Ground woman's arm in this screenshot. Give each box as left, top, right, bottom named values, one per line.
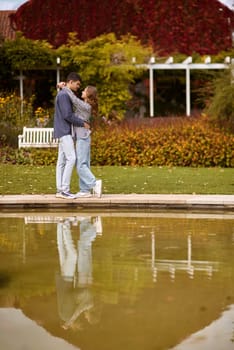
left=58, top=83, right=91, bottom=122
left=58, top=93, right=90, bottom=129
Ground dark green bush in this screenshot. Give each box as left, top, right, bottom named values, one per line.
left=203, top=66, right=234, bottom=133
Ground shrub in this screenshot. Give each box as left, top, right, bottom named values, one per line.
left=0, top=93, right=35, bottom=147
left=91, top=117, right=234, bottom=167
left=0, top=93, right=34, bottom=127
left=0, top=147, right=57, bottom=165
left=1, top=116, right=233, bottom=167
left=0, top=94, right=54, bottom=147
left=205, top=65, right=234, bottom=132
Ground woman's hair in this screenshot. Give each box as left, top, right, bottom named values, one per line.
left=85, top=86, right=98, bottom=118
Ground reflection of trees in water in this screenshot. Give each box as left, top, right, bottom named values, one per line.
left=0, top=217, right=55, bottom=252
left=101, top=216, right=234, bottom=262
left=0, top=214, right=233, bottom=349
left=0, top=214, right=233, bottom=303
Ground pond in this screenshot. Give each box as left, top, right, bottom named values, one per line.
left=0, top=210, right=233, bottom=350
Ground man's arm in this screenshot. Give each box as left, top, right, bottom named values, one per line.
left=58, top=93, right=90, bottom=128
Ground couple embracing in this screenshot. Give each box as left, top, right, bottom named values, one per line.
left=54, top=72, right=102, bottom=199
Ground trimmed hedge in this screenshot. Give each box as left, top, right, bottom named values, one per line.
left=0, top=117, right=233, bottom=167
left=91, top=118, right=234, bottom=167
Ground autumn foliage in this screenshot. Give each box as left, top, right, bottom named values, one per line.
left=10, top=0, right=234, bottom=55
left=90, top=117, right=234, bottom=167
left=1, top=117, right=233, bottom=167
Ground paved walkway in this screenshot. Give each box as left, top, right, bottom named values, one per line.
left=0, top=194, right=233, bottom=210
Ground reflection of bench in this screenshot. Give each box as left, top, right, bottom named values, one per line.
left=18, top=127, right=58, bottom=148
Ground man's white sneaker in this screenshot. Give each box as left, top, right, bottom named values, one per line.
left=75, top=192, right=92, bottom=198
left=93, top=179, right=102, bottom=198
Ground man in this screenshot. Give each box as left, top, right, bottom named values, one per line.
left=54, top=72, right=90, bottom=199
left=56, top=216, right=102, bottom=330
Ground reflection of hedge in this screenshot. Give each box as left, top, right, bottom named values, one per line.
left=1, top=118, right=233, bottom=167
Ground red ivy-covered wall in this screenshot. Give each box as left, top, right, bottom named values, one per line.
left=10, top=0, right=234, bottom=54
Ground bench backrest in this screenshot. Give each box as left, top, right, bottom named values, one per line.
left=18, top=127, right=58, bottom=148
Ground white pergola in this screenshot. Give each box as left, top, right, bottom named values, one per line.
left=135, top=56, right=233, bottom=117
left=16, top=57, right=61, bottom=115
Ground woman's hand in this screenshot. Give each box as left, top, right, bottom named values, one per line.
left=57, top=82, right=66, bottom=89
left=84, top=122, right=90, bottom=129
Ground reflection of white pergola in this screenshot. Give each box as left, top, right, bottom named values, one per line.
left=136, top=56, right=233, bottom=117
left=150, top=233, right=219, bottom=282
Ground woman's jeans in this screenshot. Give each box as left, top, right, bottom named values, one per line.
left=76, top=136, right=96, bottom=193
left=56, top=135, right=76, bottom=193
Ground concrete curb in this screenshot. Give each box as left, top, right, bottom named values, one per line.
left=0, top=194, right=233, bottom=210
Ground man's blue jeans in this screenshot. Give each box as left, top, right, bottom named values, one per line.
left=56, top=135, right=76, bottom=193
left=76, top=136, right=96, bottom=193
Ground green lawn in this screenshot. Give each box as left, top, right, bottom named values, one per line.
left=0, top=165, right=233, bottom=195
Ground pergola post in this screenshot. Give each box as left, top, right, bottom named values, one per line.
left=135, top=56, right=229, bottom=117
left=183, top=57, right=192, bottom=117
left=185, top=68, right=191, bottom=116
left=18, top=70, right=25, bottom=116
left=149, top=57, right=155, bottom=117
left=56, top=57, right=61, bottom=91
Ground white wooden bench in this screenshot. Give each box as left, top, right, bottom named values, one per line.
left=18, top=127, right=58, bottom=148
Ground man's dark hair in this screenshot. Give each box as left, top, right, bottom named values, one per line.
left=66, top=72, right=82, bottom=82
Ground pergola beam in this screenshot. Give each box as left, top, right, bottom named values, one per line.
left=137, top=56, right=231, bottom=117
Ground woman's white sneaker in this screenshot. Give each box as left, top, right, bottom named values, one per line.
left=93, top=180, right=102, bottom=198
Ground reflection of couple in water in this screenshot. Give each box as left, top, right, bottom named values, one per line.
left=56, top=216, right=102, bottom=330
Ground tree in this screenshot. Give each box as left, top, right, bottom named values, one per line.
left=1, top=31, right=152, bottom=121
left=205, top=65, right=234, bottom=132
left=10, top=0, right=234, bottom=55
left=57, top=33, right=152, bottom=120
left=3, top=32, right=54, bottom=70
left=2, top=32, right=56, bottom=109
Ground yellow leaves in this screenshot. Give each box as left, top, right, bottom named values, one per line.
left=2, top=117, right=233, bottom=168
left=0, top=93, right=34, bottom=128
left=35, top=107, right=45, bottom=116
left=91, top=119, right=234, bottom=168
left=35, top=107, right=50, bottom=127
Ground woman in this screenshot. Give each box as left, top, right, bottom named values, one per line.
left=58, top=83, right=102, bottom=198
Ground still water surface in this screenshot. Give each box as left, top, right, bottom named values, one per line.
left=0, top=211, right=233, bottom=350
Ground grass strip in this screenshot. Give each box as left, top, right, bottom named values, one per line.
left=0, top=165, right=233, bottom=195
